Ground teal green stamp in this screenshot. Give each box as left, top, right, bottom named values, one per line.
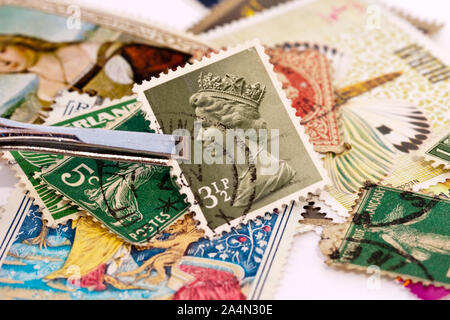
left=426, top=133, right=450, bottom=163
left=8, top=98, right=139, bottom=223
left=40, top=107, right=189, bottom=244
left=331, top=184, right=450, bottom=287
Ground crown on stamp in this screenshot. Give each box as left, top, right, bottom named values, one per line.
left=198, top=72, right=265, bottom=109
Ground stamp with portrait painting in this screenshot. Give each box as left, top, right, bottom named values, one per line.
left=0, top=0, right=209, bottom=123
left=135, top=41, right=328, bottom=237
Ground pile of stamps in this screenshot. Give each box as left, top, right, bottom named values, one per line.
left=0, top=0, right=448, bottom=300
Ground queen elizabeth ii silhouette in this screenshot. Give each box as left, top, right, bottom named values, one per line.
left=189, top=72, right=296, bottom=207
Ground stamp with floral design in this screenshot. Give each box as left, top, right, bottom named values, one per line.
left=0, top=197, right=298, bottom=300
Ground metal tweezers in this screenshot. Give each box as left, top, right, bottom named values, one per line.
left=0, top=118, right=189, bottom=166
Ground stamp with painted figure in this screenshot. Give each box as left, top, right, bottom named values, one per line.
left=2, top=96, right=140, bottom=227
left=0, top=196, right=298, bottom=299
left=0, top=0, right=206, bottom=123
left=135, top=41, right=328, bottom=237
left=320, top=183, right=450, bottom=288
left=37, top=102, right=189, bottom=244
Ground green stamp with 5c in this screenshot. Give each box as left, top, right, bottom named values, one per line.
left=427, top=134, right=450, bottom=163
left=334, top=185, right=450, bottom=286
left=40, top=107, right=189, bottom=244
left=8, top=99, right=139, bottom=222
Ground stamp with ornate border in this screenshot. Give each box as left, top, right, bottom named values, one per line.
left=134, top=40, right=330, bottom=238
left=320, top=182, right=450, bottom=289
left=269, top=42, right=353, bottom=86
left=265, top=44, right=348, bottom=154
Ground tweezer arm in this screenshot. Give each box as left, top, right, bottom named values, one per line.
left=0, top=118, right=189, bottom=166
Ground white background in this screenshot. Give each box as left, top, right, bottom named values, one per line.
left=1, top=0, right=449, bottom=300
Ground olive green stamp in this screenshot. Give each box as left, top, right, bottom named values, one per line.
left=135, top=42, right=328, bottom=237
left=39, top=107, right=189, bottom=244
left=322, top=184, right=450, bottom=288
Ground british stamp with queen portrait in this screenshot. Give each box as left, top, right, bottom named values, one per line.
left=135, top=40, right=329, bottom=237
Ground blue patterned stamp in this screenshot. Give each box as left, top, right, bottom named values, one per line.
left=0, top=199, right=298, bottom=299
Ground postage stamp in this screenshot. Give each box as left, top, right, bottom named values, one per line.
left=38, top=106, right=190, bottom=244
left=0, top=199, right=298, bottom=299
left=1, top=95, right=140, bottom=227
left=320, top=183, right=450, bottom=288
left=135, top=41, right=328, bottom=237
left=420, top=130, right=450, bottom=170
left=0, top=0, right=207, bottom=123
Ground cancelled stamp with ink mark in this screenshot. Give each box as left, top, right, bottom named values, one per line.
left=321, top=184, right=450, bottom=288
